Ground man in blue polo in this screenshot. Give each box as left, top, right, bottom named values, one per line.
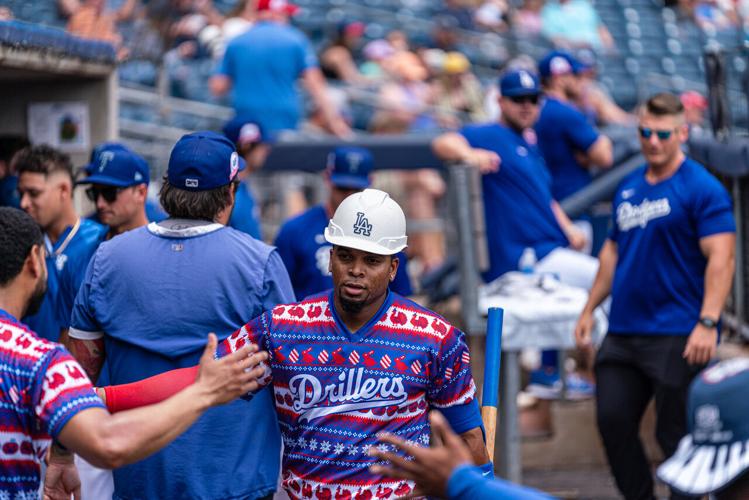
left=223, top=117, right=268, bottom=239
left=535, top=50, right=613, bottom=207
left=68, top=131, right=294, bottom=499
left=210, top=0, right=350, bottom=137
left=432, top=70, right=597, bottom=287
left=15, top=145, right=106, bottom=343
left=274, top=146, right=413, bottom=300
left=576, top=93, right=736, bottom=500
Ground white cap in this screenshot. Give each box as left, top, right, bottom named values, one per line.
left=324, top=189, right=407, bottom=256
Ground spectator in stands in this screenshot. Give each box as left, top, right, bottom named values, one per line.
left=681, top=90, right=709, bottom=135
left=431, top=16, right=462, bottom=52
left=223, top=118, right=265, bottom=239
left=320, top=21, right=368, bottom=84
left=386, top=30, right=411, bottom=52
left=210, top=0, right=350, bottom=138
left=62, top=0, right=139, bottom=58
left=540, top=0, right=614, bottom=51
left=198, top=0, right=256, bottom=59
left=513, top=0, right=544, bottom=37
left=440, top=0, right=476, bottom=30
left=694, top=0, right=738, bottom=31
left=572, top=51, right=636, bottom=126
left=274, top=146, right=413, bottom=300
left=301, top=88, right=352, bottom=136
left=475, top=0, right=511, bottom=32
left=0, top=6, right=12, bottom=20
left=360, top=39, right=396, bottom=79
left=433, top=51, right=487, bottom=128
left=0, top=135, right=30, bottom=209
left=376, top=51, right=437, bottom=132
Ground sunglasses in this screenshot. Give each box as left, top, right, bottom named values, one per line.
left=638, top=127, right=676, bottom=141
left=509, top=95, right=540, bottom=105
left=85, top=185, right=125, bottom=203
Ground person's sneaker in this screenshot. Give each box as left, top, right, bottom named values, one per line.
left=526, top=368, right=562, bottom=400
left=564, top=372, right=595, bottom=400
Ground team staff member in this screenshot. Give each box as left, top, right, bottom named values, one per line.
left=274, top=146, right=413, bottom=299
left=535, top=50, right=613, bottom=205
left=15, top=146, right=106, bottom=342
left=0, top=135, right=30, bottom=208
left=0, top=207, right=268, bottom=499
left=99, top=189, right=492, bottom=499
left=68, top=132, right=295, bottom=500
left=432, top=70, right=597, bottom=287
left=576, top=93, right=736, bottom=500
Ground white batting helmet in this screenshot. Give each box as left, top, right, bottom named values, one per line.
left=324, top=189, right=407, bottom=256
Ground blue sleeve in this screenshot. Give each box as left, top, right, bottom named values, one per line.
left=563, top=107, right=599, bottom=153
left=57, top=255, right=91, bottom=329
left=217, top=42, right=235, bottom=77
left=69, top=254, right=103, bottom=335
left=273, top=225, right=297, bottom=281
left=299, top=35, right=318, bottom=74
left=447, top=464, right=555, bottom=499
left=260, top=250, right=296, bottom=309
left=391, top=251, right=413, bottom=296
left=692, top=174, right=736, bottom=238
left=438, top=397, right=483, bottom=435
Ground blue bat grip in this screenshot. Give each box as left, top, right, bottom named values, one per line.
left=482, top=307, right=504, bottom=408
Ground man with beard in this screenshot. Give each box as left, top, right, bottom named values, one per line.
left=96, top=188, right=492, bottom=499
left=0, top=206, right=269, bottom=499
left=15, top=146, right=107, bottom=342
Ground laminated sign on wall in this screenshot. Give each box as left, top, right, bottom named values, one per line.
left=27, top=102, right=90, bottom=153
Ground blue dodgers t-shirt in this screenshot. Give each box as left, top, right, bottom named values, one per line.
left=274, top=204, right=413, bottom=300
left=70, top=221, right=294, bottom=500
left=608, top=159, right=736, bottom=335
left=535, top=97, right=600, bottom=201
left=24, top=219, right=106, bottom=342
left=218, top=21, right=317, bottom=133
left=460, top=123, right=569, bottom=282
left=229, top=179, right=261, bottom=239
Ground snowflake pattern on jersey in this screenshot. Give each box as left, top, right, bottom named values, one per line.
left=218, top=292, right=477, bottom=500
left=0, top=313, right=104, bottom=498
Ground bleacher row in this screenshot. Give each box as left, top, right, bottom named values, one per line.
left=1, top=0, right=748, bottom=130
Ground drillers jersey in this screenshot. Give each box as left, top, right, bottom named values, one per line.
left=217, top=291, right=481, bottom=500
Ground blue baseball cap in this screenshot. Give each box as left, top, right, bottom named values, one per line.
left=222, top=117, right=265, bottom=149
left=500, top=70, right=541, bottom=97
left=327, top=146, right=373, bottom=189
left=657, top=358, right=749, bottom=496
left=538, top=50, right=584, bottom=78
left=168, top=131, right=245, bottom=191
left=79, top=144, right=149, bottom=187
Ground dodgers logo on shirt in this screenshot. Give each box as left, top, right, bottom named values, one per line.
left=616, top=197, right=671, bottom=231
left=353, top=212, right=372, bottom=236
left=288, top=368, right=408, bottom=422
left=55, top=254, right=68, bottom=272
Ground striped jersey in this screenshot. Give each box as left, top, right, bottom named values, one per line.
left=0, top=310, right=104, bottom=498
left=218, top=291, right=479, bottom=500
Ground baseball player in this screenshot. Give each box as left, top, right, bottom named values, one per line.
left=98, top=188, right=491, bottom=499
left=15, top=146, right=107, bottom=343
left=575, top=93, right=736, bottom=499
left=67, top=131, right=295, bottom=499
left=275, top=146, right=412, bottom=300
left=0, top=206, right=267, bottom=499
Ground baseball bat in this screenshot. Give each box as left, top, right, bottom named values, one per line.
left=481, top=307, right=504, bottom=459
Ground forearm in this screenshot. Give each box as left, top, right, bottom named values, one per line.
left=459, top=427, right=490, bottom=465
left=551, top=201, right=575, bottom=235
left=432, top=133, right=472, bottom=163
left=582, top=241, right=617, bottom=313
left=68, top=338, right=104, bottom=383
left=701, top=252, right=735, bottom=318
left=304, top=69, right=338, bottom=125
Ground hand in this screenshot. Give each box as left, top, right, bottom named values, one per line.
left=43, top=447, right=80, bottom=500
left=464, top=148, right=501, bottom=174
left=195, top=333, right=269, bottom=407
left=683, top=323, right=717, bottom=365
left=566, top=227, right=588, bottom=251
left=369, top=411, right=472, bottom=498
left=574, top=309, right=595, bottom=349
left=328, top=115, right=354, bottom=139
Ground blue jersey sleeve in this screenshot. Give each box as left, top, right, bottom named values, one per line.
left=217, top=41, right=236, bottom=77
left=273, top=226, right=298, bottom=291
left=261, top=250, right=296, bottom=308
left=56, top=255, right=90, bottom=329
left=447, top=464, right=554, bottom=499
left=563, top=107, right=599, bottom=153
left=298, top=34, right=318, bottom=74
left=692, top=175, right=736, bottom=238
left=69, top=254, right=103, bottom=338
left=391, top=252, right=413, bottom=296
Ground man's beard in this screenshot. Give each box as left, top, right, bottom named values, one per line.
left=339, top=295, right=366, bottom=314
left=25, top=277, right=47, bottom=317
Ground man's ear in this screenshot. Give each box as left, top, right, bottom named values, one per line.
left=390, top=256, right=399, bottom=282
left=27, top=244, right=46, bottom=280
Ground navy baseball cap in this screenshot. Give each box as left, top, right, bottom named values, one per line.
left=79, top=144, right=149, bottom=187
left=500, top=70, right=541, bottom=97
left=168, top=131, right=246, bottom=191
left=327, top=146, right=373, bottom=189
left=222, top=118, right=265, bottom=149
left=538, top=50, right=584, bottom=78
left=657, top=358, right=749, bottom=496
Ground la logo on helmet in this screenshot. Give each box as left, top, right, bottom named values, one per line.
left=353, top=212, right=372, bottom=236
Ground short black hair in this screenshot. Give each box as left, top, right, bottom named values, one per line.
left=0, top=135, right=30, bottom=166
left=159, top=177, right=234, bottom=221
left=645, top=92, right=685, bottom=117
left=13, top=145, right=74, bottom=183
left=0, top=207, right=43, bottom=286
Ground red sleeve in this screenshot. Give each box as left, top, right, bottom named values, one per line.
left=103, top=366, right=199, bottom=413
